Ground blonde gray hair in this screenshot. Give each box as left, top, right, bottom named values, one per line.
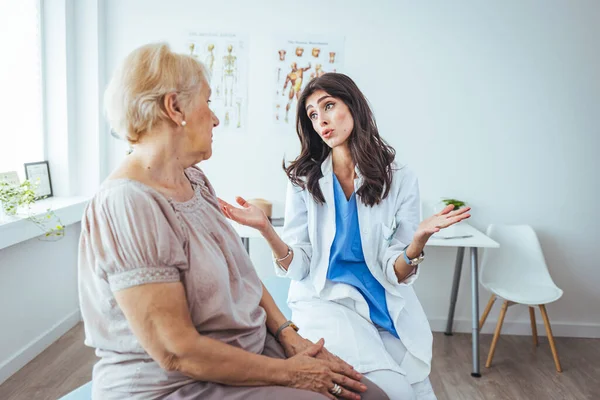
left=104, top=43, right=208, bottom=143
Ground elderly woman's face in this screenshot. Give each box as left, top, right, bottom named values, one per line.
left=184, top=79, right=219, bottom=161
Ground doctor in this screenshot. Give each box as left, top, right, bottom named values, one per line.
left=219, top=73, right=470, bottom=399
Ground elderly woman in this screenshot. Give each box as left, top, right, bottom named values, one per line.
left=78, top=43, right=388, bottom=400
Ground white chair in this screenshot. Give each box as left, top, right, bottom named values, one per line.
left=478, top=224, right=563, bottom=372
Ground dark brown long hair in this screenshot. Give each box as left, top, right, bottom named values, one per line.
left=284, top=73, right=396, bottom=207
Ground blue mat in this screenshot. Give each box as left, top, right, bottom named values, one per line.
left=59, top=382, right=91, bottom=400
left=261, top=274, right=292, bottom=319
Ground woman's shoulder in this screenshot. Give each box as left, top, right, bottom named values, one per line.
left=82, top=178, right=188, bottom=245
left=97, top=178, right=167, bottom=204
left=87, top=178, right=175, bottom=222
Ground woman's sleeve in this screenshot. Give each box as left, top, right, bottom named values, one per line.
left=80, top=184, right=188, bottom=292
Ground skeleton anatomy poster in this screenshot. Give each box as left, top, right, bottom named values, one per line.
left=187, top=32, right=248, bottom=133
left=273, top=35, right=345, bottom=126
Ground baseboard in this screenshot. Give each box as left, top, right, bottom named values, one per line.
left=0, top=309, right=81, bottom=385
left=429, top=317, right=600, bottom=338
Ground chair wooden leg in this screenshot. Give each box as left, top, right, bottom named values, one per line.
left=486, top=300, right=509, bottom=368
left=479, top=294, right=496, bottom=330
left=529, top=307, right=538, bottom=347
left=539, top=305, right=562, bottom=372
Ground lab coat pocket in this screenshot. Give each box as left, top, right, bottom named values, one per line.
left=383, top=216, right=400, bottom=241
left=381, top=223, right=394, bottom=243
left=377, top=223, right=393, bottom=259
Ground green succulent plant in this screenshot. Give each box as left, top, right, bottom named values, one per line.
left=442, top=198, right=466, bottom=210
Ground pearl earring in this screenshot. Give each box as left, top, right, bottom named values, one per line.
left=181, top=120, right=187, bottom=127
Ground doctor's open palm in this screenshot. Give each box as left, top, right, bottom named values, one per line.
left=218, top=196, right=270, bottom=230
left=414, top=204, right=472, bottom=243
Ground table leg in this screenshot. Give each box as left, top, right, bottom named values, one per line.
left=241, top=237, right=250, bottom=254
left=470, top=247, right=481, bottom=378
left=445, top=247, right=465, bottom=335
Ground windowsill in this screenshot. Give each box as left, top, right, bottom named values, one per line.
left=0, top=196, right=89, bottom=250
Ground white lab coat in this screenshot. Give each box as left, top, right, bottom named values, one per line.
left=274, top=154, right=432, bottom=384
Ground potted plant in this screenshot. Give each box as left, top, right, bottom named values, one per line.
left=0, top=179, right=65, bottom=239
left=0, top=180, right=36, bottom=217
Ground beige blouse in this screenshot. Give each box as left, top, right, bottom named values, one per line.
left=78, top=167, right=267, bottom=400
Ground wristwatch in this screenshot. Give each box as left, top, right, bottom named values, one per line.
left=275, top=320, right=299, bottom=341
left=403, top=244, right=425, bottom=266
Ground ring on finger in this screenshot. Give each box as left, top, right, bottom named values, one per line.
left=330, top=383, right=342, bottom=396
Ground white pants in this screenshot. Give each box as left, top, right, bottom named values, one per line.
left=363, top=330, right=437, bottom=400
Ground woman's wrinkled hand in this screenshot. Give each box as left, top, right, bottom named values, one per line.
left=280, top=333, right=356, bottom=375
left=284, top=339, right=366, bottom=400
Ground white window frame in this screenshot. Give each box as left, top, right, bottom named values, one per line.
left=0, top=0, right=46, bottom=179
left=1, top=0, right=109, bottom=248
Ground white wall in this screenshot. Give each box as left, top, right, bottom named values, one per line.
left=100, top=0, right=599, bottom=337
left=0, top=226, right=81, bottom=384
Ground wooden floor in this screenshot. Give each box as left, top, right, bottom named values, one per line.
left=0, top=323, right=598, bottom=400
left=431, top=331, right=599, bottom=400
left=0, top=323, right=98, bottom=400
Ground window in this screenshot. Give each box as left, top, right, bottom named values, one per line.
left=0, top=1, right=44, bottom=179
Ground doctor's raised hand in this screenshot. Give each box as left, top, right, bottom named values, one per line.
left=394, top=204, right=472, bottom=281
left=418, top=204, right=471, bottom=236
left=217, top=195, right=299, bottom=276
left=218, top=196, right=270, bottom=230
